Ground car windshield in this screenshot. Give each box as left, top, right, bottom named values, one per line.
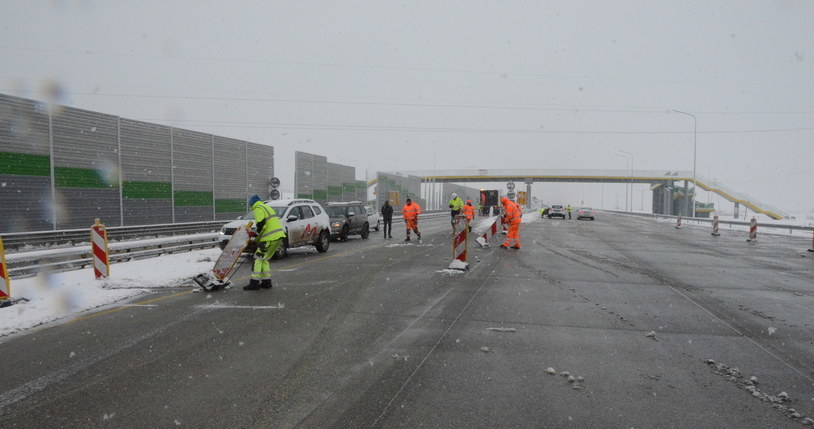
left=242, top=206, right=287, bottom=220
left=580, top=207, right=593, bottom=211
left=325, top=206, right=347, bottom=217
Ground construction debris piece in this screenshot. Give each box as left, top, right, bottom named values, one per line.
left=546, top=367, right=557, bottom=375
left=487, top=327, right=517, bottom=333
left=480, top=346, right=492, bottom=353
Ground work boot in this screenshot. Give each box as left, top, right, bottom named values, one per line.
left=405, top=237, right=411, bottom=242
left=243, top=279, right=261, bottom=290
left=499, top=244, right=508, bottom=249
left=417, top=233, right=422, bottom=240
left=511, top=246, right=520, bottom=250
left=260, top=279, right=272, bottom=289
left=389, top=234, right=393, bottom=238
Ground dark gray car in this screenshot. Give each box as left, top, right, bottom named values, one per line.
left=325, top=201, right=370, bottom=241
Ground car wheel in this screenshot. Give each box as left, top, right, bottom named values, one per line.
left=340, top=225, right=349, bottom=242
left=374, top=220, right=380, bottom=232
left=218, top=241, right=227, bottom=250
left=272, top=238, right=288, bottom=260
left=361, top=223, right=369, bottom=239
left=315, top=230, right=330, bottom=253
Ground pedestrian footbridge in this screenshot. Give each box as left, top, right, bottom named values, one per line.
left=370, top=169, right=788, bottom=220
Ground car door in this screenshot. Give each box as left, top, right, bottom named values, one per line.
left=352, top=205, right=365, bottom=233
left=297, top=204, right=319, bottom=244
left=284, top=206, right=307, bottom=247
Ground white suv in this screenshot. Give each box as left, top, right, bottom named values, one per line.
left=218, top=198, right=330, bottom=258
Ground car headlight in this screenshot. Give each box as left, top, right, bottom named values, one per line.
left=332, top=222, right=341, bottom=228
left=220, top=227, right=226, bottom=234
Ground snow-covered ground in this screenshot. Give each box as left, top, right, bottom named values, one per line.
left=1, top=248, right=221, bottom=338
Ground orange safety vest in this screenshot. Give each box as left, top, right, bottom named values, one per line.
left=503, top=201, right=521, bottom=225
left=403, top=202, right=421, bottom=220
left=462, top=204, right=475, bottom=220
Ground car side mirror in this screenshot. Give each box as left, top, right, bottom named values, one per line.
left=237, top=215, right=244, bottom=220
left=287, top=215, right=298, bottom=222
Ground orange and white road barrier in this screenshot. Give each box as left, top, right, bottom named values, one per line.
left=449, top=215, right=469, bottom=270
left=711, top=215, right=721, bottom=237
left=675, top=215, right=683, bottom=229
left=747, top=217, right=758, bottom=243
left=91, top=218, right=110, bottom=279
left=809, top=229, right=814, bottom=253
left=0, top=236, right=10, bottom=301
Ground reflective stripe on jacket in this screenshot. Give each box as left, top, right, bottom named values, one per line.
left=252, top=201, right=286, bottom=242
left=402, top=202, right=422, bottom=220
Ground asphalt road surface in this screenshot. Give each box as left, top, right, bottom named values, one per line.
left=1, top=213, right=813, bottom=428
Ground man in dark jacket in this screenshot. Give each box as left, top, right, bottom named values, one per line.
left=381, top=200, right=394, bottom=238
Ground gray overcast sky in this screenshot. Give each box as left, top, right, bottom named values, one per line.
left=2, top=1, right=813, bottom=215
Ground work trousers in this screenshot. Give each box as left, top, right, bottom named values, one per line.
left=252, top=239, right=282, bottom=280
left=502, top=222, right=521, bottom=248
left=405, top=219, right=420, bottom=237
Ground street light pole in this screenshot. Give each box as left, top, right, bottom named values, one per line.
left=614, top=153, right=631, bottom=212
left=671, top=110, right=697, bottom=218
left=619, top=150, right=633, bottom=212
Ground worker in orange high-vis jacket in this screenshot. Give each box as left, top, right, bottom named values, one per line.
left=500, top=197, right=522, bottom=249
left=402, top=198, right=422, bottom=241
left=462, top=199, right=476, bottom=232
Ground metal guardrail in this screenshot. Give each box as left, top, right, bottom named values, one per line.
left=3, top=212, right=453, bottom=278
left=0, top=221, right=227, bottom=251
left=603, top=210, right=813, bottom=233
left=6, top=234, right=221, bottom=278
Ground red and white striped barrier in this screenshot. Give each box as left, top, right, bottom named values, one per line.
left=449, top=215, right=469, bottom=270
left=0, top=236, right=9, bottom=301
left=809, top=229, right=814, bottom=253
left=747, top=217, right=758, bottom=243
left=711, top=215, right=720, bottom=237
left=675, top=215, right=683, bottom=229
left=475, top=216, right=503, bottom=247
left=91, top=218, right=110, bottom=279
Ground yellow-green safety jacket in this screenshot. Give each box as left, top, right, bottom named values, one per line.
left=252, top=200, right=286, bottom=242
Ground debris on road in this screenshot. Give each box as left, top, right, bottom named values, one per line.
left=480, top=346, right=492, bottom=353
left=546, top=367, right=557, bottom=375
left=487, top=327, right=517, bottom=333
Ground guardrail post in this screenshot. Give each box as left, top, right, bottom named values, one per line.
left=0, top=236, right=10, bottom=301
left=91, top=219, right=110, bottom=279
left=711, top=215, right=720, bottom=237
left=747, top=217, right=758, bottom=243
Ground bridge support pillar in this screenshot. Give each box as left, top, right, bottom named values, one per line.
left=524, top=179, right=533, bottom=209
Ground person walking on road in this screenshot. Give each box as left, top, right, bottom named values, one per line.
left=500, top=197, right=522, bottom=249
left=462, top=199, right=475, bottom=232
left=448, top=193, right=464, bottom=231
left=402, top=198, right=422, bottom=241
left=245, top=194, right=286, bottom=290
left=381, top=200, right=393, bottom=238
left=567, top=204, right=572, bottom=219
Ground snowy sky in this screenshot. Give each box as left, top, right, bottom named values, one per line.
left=2, top=1, right=813, bottom=214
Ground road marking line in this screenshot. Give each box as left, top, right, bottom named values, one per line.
left=196, top=304, right=285, bottom=310
left=71, top=290, right=192, bottom=323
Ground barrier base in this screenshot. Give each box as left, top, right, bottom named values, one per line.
left=0, top=297, right=29, bottom=308
left=711, top=233, right=720, bottom=237
left=475, top=237, right=488, bottom=247
left=807, top=248, right=814, bottom=253
left=448, top=260, right=469, bottom=271
left=747, top=239, right=758, bottom=243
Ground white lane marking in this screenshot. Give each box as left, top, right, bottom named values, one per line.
left=196, top=304, right=285, bottom=310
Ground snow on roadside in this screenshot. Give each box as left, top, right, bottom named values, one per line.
left=0, top=248, right=221, bottom=337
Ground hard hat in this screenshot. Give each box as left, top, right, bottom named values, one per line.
left=467, top=199, right=472, bottom=203
left=501, top=197, right=509, bottom=204
left=452, top=193, right=457, bottom=198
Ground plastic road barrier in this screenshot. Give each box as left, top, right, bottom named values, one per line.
left=449, top=215, right=469, bottom=270
left=0, top=236, right=9, bottom=300
left=475, top=216, right=503, bottom=247
left=91, top=218, right=110, bottom=279
left=711, top=215, right=721, bottom=237
left=675, top=215, right=683, bottom=229
left=747, top=217, right=758, bottom=242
